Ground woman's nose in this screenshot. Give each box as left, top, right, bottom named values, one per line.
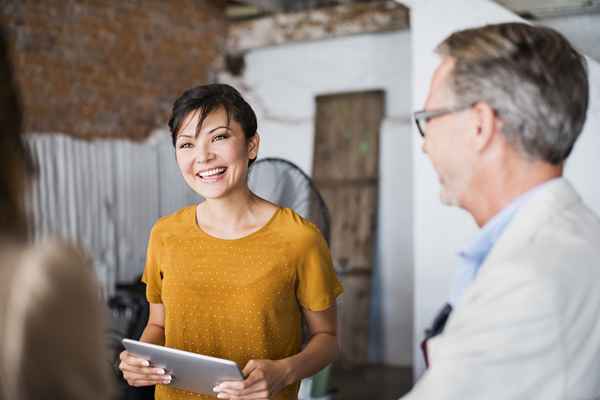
left=195, top=141, right=213, bottom=164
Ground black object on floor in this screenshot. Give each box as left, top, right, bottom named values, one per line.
left=330, top=365, right=412, bottom=400
left=106, top=279, right=154, bottom=400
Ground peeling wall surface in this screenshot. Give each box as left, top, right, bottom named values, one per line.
left=228, top=1, right=409, bottom=53
left=408, top=0, right=600, bottom=379
left=24, top=132, right=198, bottom=296
left=223, top=30, right=415, bottom=366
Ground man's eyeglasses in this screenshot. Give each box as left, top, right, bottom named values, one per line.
left=413, top=104, right=475, bottom=138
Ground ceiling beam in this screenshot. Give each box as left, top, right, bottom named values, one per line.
left=227, top=1, right=409, bottom=54
left=235, top=0, right=282, bottom=13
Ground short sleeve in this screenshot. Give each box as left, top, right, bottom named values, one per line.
left=141, top=225, right=163, bottom=304
left=296, top=229, right=343, bottom=311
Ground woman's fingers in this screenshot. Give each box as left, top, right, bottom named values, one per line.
left=215, top=371, right=269, bottom=397
left=216, top=380, right=268, bottom=396
left=122, top=369, right=171, bottom=380
left=118, top=350, right=171, bottom=387
left=119, top=361, right=165, bottom=376
left=216, top=391, right=270, bottom=400
left=123, top=370, right=172, bottom=385
left=128, top=377, right=171, bottom=387
left=120, top=351, right=150, bottom=367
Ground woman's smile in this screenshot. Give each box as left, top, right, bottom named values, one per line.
left=196, top=166, right=228, bottom=182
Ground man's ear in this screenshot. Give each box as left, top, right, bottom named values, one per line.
left=248, top=132, right=260, bottom=160
left=471, top=101, right=499, bottom=152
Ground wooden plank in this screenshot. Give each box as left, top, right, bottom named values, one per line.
left=338, top=275, right=372, bottom=365
left=319, top=185, right=378, bottom=270
left=313, top=177, right=378, bottom=188
left=313, top=90, right=384, bottom=366
left=313, top=91, right=384, bottom=180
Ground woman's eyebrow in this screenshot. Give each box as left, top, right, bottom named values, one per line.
left=208, top=126, right=232, bottom=134
left=181, top=125, right=231, bottom=140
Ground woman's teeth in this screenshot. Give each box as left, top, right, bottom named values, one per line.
left=198, top=167, right=226, bottom=178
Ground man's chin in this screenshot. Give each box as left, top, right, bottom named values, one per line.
left=439, top=189, right=460, bottom=207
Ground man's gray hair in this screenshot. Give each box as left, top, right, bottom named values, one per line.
left=436, top=22, right=588, bottom=165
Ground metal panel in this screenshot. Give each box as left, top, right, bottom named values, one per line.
left=23, top=131, right=197, bottom=296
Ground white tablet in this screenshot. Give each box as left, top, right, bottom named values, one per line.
left=122, top=338, right=244, bottom=396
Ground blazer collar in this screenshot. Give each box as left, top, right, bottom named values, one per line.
left=479, top=177, right=581, bottom=271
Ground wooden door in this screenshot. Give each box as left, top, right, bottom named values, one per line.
left=313, top=90, right=384, bottom=366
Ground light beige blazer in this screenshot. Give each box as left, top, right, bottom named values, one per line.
left=404, top=178, right=600, bottom=400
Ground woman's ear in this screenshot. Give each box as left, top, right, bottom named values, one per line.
left=248, top=132, right=260, bottom=161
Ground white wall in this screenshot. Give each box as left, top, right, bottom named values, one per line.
left=408, top=0, right=600, bottom=378
left=228, top=31, right=415, bottom=365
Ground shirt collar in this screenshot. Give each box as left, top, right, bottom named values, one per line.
left=458, top=178, right=558, bottom=266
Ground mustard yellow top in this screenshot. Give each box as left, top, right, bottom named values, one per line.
left=142, top=206, right=343, bottom=400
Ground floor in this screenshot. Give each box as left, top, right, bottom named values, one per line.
left=330, top=365, right=413, bottom=400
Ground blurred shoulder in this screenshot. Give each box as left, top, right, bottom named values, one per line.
left=1, top=237, right=96, bottom=291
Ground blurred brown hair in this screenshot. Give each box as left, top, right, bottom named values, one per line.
left=0, top=26, right=31, bottom=237
left=0, top=25, right=113, bottom=400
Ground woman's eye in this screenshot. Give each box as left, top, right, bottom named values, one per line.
left=212, top=134, right=228, bottom=142
left=178, top=143, right=193, bottom=149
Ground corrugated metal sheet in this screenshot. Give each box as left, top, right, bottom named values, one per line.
left=24, top=131, right=198, bottom=296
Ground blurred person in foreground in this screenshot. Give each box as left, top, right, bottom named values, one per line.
left=405, top=22, right=600, bottom=399
left=0, top=27, right=113, bottom=400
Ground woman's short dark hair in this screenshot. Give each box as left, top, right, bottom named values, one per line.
left=168, top=84, right=258, bottom=165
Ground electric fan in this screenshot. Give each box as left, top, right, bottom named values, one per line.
left=247, top=157, right=331, bottom=244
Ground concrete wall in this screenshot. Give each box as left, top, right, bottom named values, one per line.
left=407, top=0, right=600, bottom=378
left=228, top=30, right=415, bottom=366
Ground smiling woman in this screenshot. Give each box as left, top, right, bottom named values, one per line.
left=118, top=84, right=343, bottom=400
left=173, top=106, right=258, bottom=201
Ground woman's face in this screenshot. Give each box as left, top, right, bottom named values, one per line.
left=174, top=107, right=259, bottom=200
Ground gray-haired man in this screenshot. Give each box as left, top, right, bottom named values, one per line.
left=405, top=22, right=600, bottom=399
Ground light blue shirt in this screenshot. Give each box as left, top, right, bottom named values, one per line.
left=448, top=180, right=556, bottom=306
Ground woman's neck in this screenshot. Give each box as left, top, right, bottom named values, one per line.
left=197, top=187, right=260, bottom=232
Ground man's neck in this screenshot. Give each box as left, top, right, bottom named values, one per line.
left=466, top=159, right=563, bottom=227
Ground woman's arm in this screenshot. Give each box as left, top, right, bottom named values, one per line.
left=139, top=303, right=166, bottom=345
left=274, top=305, right=338, bottom=384
left=214, top=305, right=338, bottom=399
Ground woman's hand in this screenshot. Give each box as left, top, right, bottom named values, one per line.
left=118, top=350, right=172, bottom=387
left=213, top=359, right=293, bottom=399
